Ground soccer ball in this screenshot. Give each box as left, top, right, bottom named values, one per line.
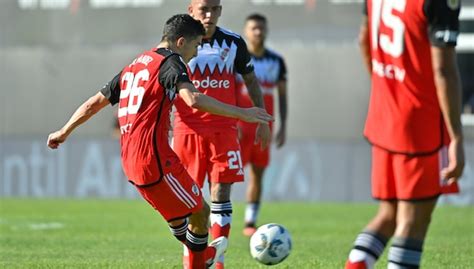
left=249, top=223, right=292, bottom=265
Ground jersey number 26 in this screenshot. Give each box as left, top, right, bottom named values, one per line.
left=118, top=69, right=149, bottom=117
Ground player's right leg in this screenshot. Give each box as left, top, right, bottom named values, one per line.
left=172, top=132, right=209, bottom=268
left=385, top=149, right=444, bottom=269
left=134, top=162, right=213, bottom=269
left=243, top=164, right=266, bottom=236
left=345, top=146, right=396, bottom=269
left=239, top=126, right=270, bottom=236
left=174, top=199, right=227, bottom=269
left=345, top=201, right=395, bottom=269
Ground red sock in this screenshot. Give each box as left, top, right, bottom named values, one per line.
left=185, top=230, right=209, bottom=269
left=205, top=245, right=216, bottom=261
left=210, top=202, right=232, bottom=241
left=188, top=249, right=206, bottom=269
left=345, top=260, right=368, bottom=269
left=210, top=223, right=231, bottom=240
left=185, top=245, right=217, bottom=269
left=210, top=201, right=232, bottom=268
left=210, top=223, right=229, bottom=268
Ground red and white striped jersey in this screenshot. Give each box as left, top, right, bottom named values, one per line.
left=173, top=27, right=254, bottom=134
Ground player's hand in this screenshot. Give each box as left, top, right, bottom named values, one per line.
left=275, top=127, right=286, bottom=148
left=255, top=123, right=271, bottom=150
left=441, top=139, right=465, bottom=185
left=47, top=129, right=68, bottom=149
left=240, top=107, right=274, bottom=124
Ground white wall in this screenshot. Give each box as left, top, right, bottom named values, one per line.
left=1, top=138, right=472, bottom=205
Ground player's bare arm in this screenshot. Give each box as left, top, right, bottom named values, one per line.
left=359, top=16, right=371, bottom=74
left=47, top=92, right=110, bottom=149
left=177, top=81, right=273, bottom=124
left=275, top=79, right=288, bottom=148
left=242, top=71, right=272, bottom=149
left=242, top=71, right=265, bottom=108
left=431, top=46, right=465, bottom=183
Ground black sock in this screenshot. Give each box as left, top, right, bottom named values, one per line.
left=169, top=219, right=188, bottom=243
left=185, top=229, right=208, bottom=252
left=387, top=237, right=424, bottom=269
left=347, top=230, right=388, bottom=266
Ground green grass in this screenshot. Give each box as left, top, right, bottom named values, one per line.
left=0, top=199, right=472, bottom=268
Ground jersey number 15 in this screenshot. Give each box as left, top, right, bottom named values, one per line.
left=371, top=0, right=406, bottom=57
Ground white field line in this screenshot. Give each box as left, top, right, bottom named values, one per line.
left=28, top=222, right=65, bottom=230
left=462, top=114, right=474, bottom=126
left=330, top=0, right=364, bottom=4
left=460, top=6, right=474, bottom=20
left=457, top=34, right=474, bottom=52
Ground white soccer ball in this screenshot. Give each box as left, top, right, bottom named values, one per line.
left=249, top=223, right=292, bottom=265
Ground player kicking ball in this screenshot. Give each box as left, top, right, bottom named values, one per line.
left=47, top=14, right=272, bottom=269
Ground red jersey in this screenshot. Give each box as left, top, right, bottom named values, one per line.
left=173, top=27, right=254, bottom=134
left=236, top=48, right=287, bottom=130
left=101, top=48, right=192, bottom=186
left=364, top=0, right=460, bottom=154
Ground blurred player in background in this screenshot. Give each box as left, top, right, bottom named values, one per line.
left=47, top=14, right=272, bottom=269
left=173, top=1, right=271, bottom=268
left=345, top=1, right=464, bottom=269
left=236, top=13, right=288, bottom=237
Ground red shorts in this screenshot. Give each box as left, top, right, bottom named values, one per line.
left=371, top=146, right=457, bottom=201
left=172, top=130, right=244, bottom=188
left=134, top=164, right=203, bottom=222
left=239, top=124, right=270, bottom=168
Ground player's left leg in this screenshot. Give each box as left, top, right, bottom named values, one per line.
left=243, top=164, right=266, bottom=236
left=134, top=165, right=210, bottom=269
left=387, top=199, right=438, bottom=269
left=209, top=182, right=233, bottom=269
left=207, top=130, right=244, bottom=269
left=171, top=201, right=228, bottom=269
left=183, top=201, right=211, bottom=269
left=385, top=148, right=443, bottom=268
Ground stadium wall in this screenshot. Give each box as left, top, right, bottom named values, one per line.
left=0, top=44, right=371, bottom=140
left=1, top=0, right=473, bottom=204
left=1, top=138, right=473, bottom=205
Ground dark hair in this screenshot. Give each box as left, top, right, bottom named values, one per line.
left=245, top=13, right=267, bottom=24
left=162, top=14, right=205, bottom=42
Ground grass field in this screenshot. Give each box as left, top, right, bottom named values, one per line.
left=0, top=199, right=472, bottom=268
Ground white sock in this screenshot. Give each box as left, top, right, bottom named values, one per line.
left=244, top=202, right=260, bottom=225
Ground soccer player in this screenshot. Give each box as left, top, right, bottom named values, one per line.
left=46, top=14, right=273, bottom=269
left=173, top=1, right=271, bottom=268
left=236, top=13, right=288, bottom=237
left=345, top=1, right=464, bottom=269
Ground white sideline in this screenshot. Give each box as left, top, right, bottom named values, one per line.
left=462, top=114, right=474, bottom=126
left=460, top=6, right=474, bottom=20
left=457, top=34, right=474, bottom=52
left=28, top=222, right=64, bottom=230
